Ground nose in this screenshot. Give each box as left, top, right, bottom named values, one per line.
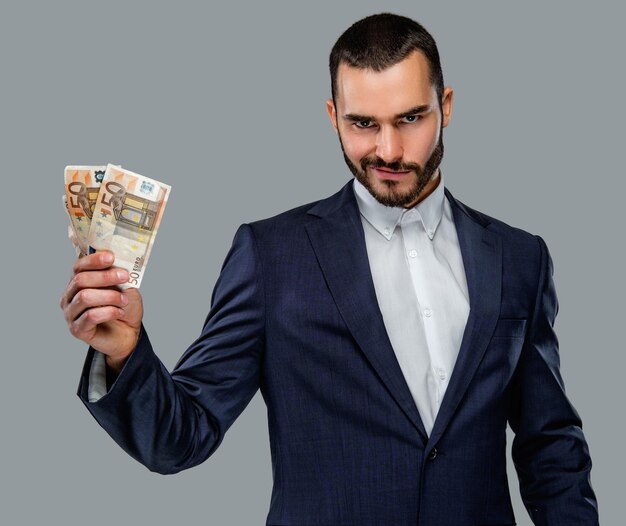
left=375, top=126, right=403, bottom=163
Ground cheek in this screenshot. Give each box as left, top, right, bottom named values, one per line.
left=404, top=121, right=440, bottom=161
left=340, top=128, right=374, bottom=161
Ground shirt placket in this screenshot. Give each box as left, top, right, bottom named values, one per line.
left=400, top=211, right=442, bottom=417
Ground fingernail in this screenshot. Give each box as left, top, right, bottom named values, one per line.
left=120, top=293, right=128, bottom=306
left=102, top=252, right=114, bottom=264
left=117, top=270, right=128, bottom=281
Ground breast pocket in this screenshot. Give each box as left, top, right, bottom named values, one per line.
left=492, top=317, right=527, bottom=340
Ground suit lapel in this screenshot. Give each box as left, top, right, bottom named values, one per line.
left=427, top=188, right=502, bottom=449
left=305, top=180, right=429, bottom=442
left=304, top=180, right=502, bottom=447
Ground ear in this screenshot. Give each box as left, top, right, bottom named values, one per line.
left=326, top=98, right=338, bottom=133
left=441, top=87, right=454, bottom=128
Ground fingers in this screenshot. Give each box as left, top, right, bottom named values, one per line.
left=60, top=251, right=129, bottom=312
left=69, top=306, right=126, bottom=340
left=62, top=266, right=129, bottom=308
left=69, top=267, right=129, bottom=298
left=73, top=250, right=115, bottom=274
left=61, top=250, right=135, bottom=345
left=65, top=288, right=129, bottom=326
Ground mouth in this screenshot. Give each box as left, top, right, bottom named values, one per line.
left=372, top=167, right=412, bottom=180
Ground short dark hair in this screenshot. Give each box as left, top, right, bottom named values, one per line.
left=329, top=13, right=444, bottom=108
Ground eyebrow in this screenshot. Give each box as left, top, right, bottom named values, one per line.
left=343, top=104, right=431, bottom=122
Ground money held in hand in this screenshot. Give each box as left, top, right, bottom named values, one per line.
left=87, top=164, right=171, bottom=288
left=64, top=163, right=171, bottom=289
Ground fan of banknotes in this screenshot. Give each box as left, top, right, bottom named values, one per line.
left=63, top=164, right=171, bottom=289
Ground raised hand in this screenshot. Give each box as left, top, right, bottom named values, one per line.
left=61, top=250, right=144, bottom=373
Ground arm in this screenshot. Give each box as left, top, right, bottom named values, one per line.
left=508, top=235, right=598, bottom=525
left=76, top=223, right=266, bottom=474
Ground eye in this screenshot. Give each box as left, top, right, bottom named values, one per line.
left=354, top=120, right=374, bottom=129
left=401, top=114, right=422, bottom=124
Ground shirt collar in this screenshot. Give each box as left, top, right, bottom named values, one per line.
left=352, top=169, right=445, bottom=241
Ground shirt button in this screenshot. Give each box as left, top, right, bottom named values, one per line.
left=436, top=368, right=446, bottom=380
left=423, top=307, right=432, bottom=317
left=408, top=249, right=418, bottom=258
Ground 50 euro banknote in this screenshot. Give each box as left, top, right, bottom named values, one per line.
left=87, top=164, right=171, bottom=289
left=63, top=195, right=84, bottom=257
left=64, top=165, right=108, bottom=255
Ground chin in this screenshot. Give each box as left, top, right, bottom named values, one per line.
left=370, top=180, right=419, bottom=207
left=372, top=171, right=415, bottom=190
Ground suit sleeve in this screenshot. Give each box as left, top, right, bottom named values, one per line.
left=508, top=235, right=599, bottom=525
left=76, top=223, right=265, bottom=474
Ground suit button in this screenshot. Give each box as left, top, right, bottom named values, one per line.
left=427, top=448, right=438, bottom=461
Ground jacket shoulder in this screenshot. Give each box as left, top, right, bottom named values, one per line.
left=448, top=189, right=542, bottom=247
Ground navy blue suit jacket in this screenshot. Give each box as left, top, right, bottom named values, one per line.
left=78, top=180, right=598, bottom=525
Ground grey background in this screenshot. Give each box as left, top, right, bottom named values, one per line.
left=1, top=1, right=621, bottom=524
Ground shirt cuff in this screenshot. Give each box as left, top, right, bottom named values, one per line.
left=87, top=350, right=108, bottom=402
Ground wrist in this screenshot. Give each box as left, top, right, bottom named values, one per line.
left=105, top=353, right=130, bottom=376
left=105, top=330, right=139, bottom=375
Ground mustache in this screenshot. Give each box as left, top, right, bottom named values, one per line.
left=360, top=157, right=421, bottom=173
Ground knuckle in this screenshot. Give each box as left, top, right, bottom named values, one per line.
left=69, top=320, right=80, bottom=337
left=84, top=309, right=97, bottom=324
left=75, top=289, right=87, bottom=306
left=71, top=273, right=83, bottom=290
left=72, top=255, right=91, bottom=274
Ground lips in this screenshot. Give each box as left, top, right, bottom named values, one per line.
left=372, top=167, right=411, bottom=180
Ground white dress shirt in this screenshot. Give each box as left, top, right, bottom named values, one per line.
left=353, top=170, right=469, bottom=436
left=89, top=170, right=470, bottom=437
left=88, top=347, right=107, bottom=402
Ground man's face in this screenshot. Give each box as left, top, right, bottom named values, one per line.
left=327, top=50, right=453, bottom=208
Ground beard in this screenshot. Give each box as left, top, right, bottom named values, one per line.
left=338, top=131, right=444, bottom=208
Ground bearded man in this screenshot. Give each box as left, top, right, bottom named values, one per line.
left=61, top=12, right=598, bottom=526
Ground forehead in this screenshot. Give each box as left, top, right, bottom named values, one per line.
left=335, top=50, right=437, bottom=116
